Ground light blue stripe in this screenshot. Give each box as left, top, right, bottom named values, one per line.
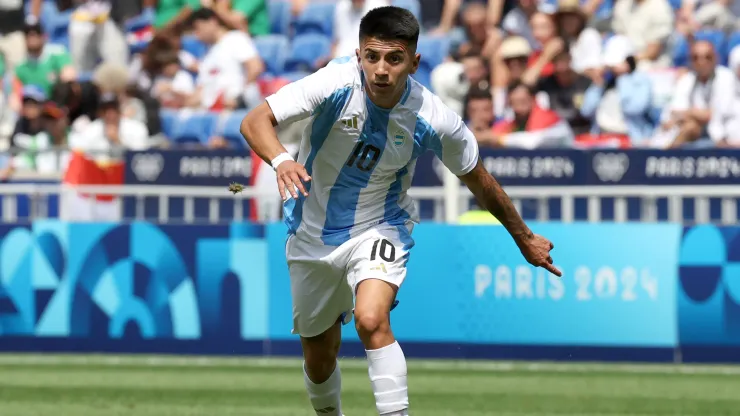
left=329, top=56, right=353, bottom=65
left=284, top=86, right=354, bottom=234
left=383, top=166, right=415, bottom=253
left=322, top=96, right=390, bottom=246
left=414, top=116, right=442, bottom=160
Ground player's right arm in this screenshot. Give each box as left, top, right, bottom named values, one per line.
left=428, top=98, right=561, bottom=277
left=240, top=61, right=351, bottom=200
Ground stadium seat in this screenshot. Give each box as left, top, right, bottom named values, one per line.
left=285, top=34, right=332, bottom=72
left=47, top=10, right=72, bottom=49
left=254, top=35, right=290, bottom=76
left=672, top=30, right=726, bottom=67
left=159, top=110, right=178, bottom=139
left=282, top=71, right=311, bottom=82
left=214, top=110, right=249, bottom=148
left=415, top=35, right=451, bottom=91
left=170, top=111, right=217, bottom=144
left=392, top=0, right=421, bottom=22
left=294, top=2, right=335, bottom=38
left=268, top=1, right=292, bottom=35
left=725, top=31, right=740, bottom=62
left=181, top=35, right=208, bottom=60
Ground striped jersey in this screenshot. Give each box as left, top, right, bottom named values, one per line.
left=265, top=56, right=479, bottom=247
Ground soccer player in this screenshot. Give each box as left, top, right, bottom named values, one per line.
left=240, top=6, right=560, bottom=415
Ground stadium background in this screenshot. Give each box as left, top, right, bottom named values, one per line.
left=2, top=0, right=740, bottom=414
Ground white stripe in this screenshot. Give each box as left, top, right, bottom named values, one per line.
left=0, top=354, right=739, bottom=376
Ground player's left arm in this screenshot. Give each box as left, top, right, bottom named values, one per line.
left=433, top=105, right=561, bottom=276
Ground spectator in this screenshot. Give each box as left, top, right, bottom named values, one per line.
left=554, top=0, right=601, bottom=78
left=464, top=85, right=497, bottom=147
left=677, top=0, right=738, bottom=33
left=456, top=3, right=490, bottom=57
left=69, top=92, right=149, bottom=154
left=500, top=0, right=540, bottom=47
left=536, top=47, right=592, bottom=136
left=14, top=23, right=76, bottom=97
left=490, top=80, right=574, bottom=149
left=659, top=40, right=735, bottom=148
left=494, top=36, right=531, bottom=117
left=189, top=8, right=265, bottom=110
left=522, top=12, right=560, bottom=82
left=67, top=0, right=131, bottom=72
left=0, top=85, right=60, bottom=180
left=332, top=0, right=390, bottom=60
left=145, top=49, right=196, bottom=109
left=580, top=35, right=655, bottom=147
left=0, top=0, right=41, bottom=72
left=725, top=46, right=740, bottom=146
left=130, top=31, right=200, bottom=88
left=214, top=0, right=270, bottom=37
left=612, top=0, right=674, bottom=69
left=49, top=79, right=101, bottom=134
left=432, top=48, right=491, bottom=117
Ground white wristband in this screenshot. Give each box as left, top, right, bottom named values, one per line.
left=271, top=152, right=294, bottom=171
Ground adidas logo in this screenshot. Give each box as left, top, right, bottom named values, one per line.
left=341, top=116, right=358, bottom=129
left=315, top=406, right=336, bottom=413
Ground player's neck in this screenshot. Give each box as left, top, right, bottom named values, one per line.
left=364, top=83, right=405, bottom=110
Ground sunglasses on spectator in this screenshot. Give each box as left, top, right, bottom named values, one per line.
left=691, top=54, right=713, bottom=61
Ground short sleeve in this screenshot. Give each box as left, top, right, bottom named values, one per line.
left=228, top=31, right=258, bottom=62
left=426, top=101, right=480, bottom=176
left=265, top=62, right=355, bottom=126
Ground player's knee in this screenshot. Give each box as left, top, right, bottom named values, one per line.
left=354, top=309, right=390, bottom=340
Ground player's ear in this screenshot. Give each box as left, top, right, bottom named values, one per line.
left=410, top=53, right=421, bottom=75
left=356, top=48, right=361, bottom=63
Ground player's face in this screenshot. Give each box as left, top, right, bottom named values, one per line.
left=357, top=37, right=420, bottom=108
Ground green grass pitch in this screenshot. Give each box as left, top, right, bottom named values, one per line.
left=1, top=354, right=740, bottom=415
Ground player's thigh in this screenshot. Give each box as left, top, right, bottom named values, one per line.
left=289, top=261, right=353, bottom=338
left=345, top=225, right=414, bottom=295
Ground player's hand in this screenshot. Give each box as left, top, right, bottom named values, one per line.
left=516, top=234, right=561, bottom=277
left=276, top=160, right=311, bottom=200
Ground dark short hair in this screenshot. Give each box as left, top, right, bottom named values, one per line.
left=507, top=79, right=535, bottom=97
left=23, top=22, right=44, bottom=36
left=359, top=6, right=420, bottom=51
left=466, top=85, right=493, bottom=102
left=190, top=7, right=219, bottom=24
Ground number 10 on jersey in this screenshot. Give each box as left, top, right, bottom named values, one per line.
left=347, top=141, right=381, bottom=172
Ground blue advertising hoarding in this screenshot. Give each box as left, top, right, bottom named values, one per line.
left=266, top=223, right=680, bottom=347
left=678, top=225, right=740, bottom=345
left=125, top=149, right=740, bottom=187
left=7, top=220, right=740, bottom=360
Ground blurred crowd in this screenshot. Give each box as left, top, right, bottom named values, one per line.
left=2, top=0, right=740, bottom=179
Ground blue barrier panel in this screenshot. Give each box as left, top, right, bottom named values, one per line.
left=0, top=221, right=689, bottom=360
left=267, top=222, right=680, bottom=347
left=126, top=149, right=740, bottom=187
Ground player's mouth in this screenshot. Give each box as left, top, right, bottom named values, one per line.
left=373, top=82, right=392, bottom=90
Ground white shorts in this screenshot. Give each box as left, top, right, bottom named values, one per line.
left=285, top=223, right=414, bottom=338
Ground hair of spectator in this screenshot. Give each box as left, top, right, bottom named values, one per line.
left=506, top=79, right=535, bottom=97
left=189, top=7, right=228, bottom=28
left=359, top=6, right=420, bottom=52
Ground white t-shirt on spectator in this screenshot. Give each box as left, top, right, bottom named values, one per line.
left=570, top=28, right=602, bottom=74
left=333, top=0, right=390, bottom=58
left=153, top=71, right=196, bottom=102
left=667, top=65, right=736, bottom=142
left=69, top=118, right=150, bottom=160
left=197, top=30, right=258, bottom=108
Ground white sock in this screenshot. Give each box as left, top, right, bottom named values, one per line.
left=304, top=361, right=343, bottom=416
left=366, top=341, right=409, bottom=415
